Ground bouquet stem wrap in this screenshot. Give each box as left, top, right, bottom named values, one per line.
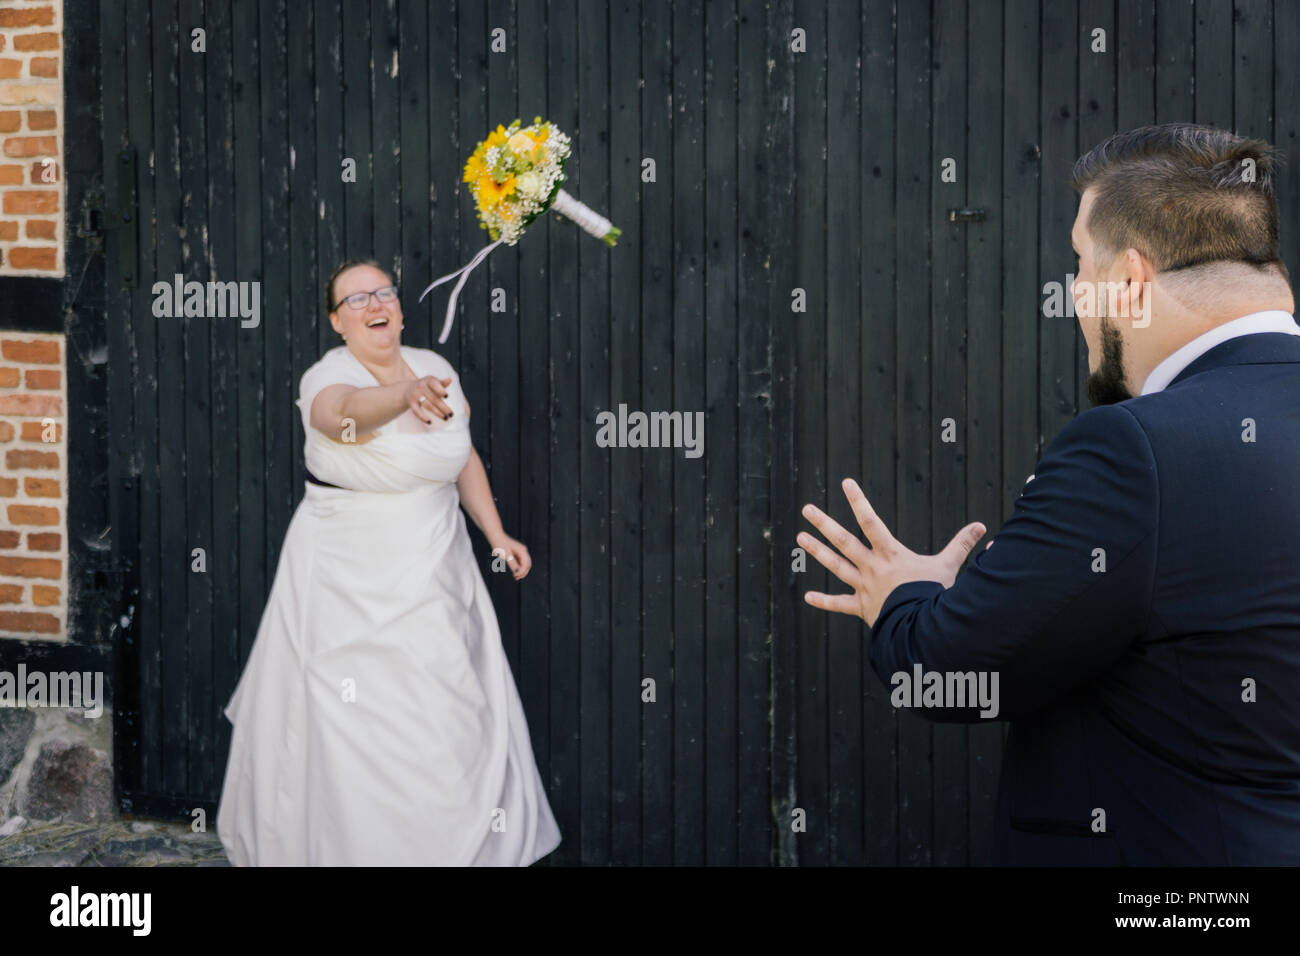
left=550, top=189, right=618, bottom=244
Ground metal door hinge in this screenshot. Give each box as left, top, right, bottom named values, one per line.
left=78, top=149, right=138, bottom=288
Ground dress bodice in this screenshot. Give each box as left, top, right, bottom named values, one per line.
left=296, top=345, right=472, bottom=492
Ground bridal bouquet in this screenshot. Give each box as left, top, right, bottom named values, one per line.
left=420, top=116, right=620, bottom=343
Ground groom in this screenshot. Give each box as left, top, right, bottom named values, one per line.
left=799, top=123, right=1300, bottom=865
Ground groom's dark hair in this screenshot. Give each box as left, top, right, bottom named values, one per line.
left=1072, top=123, right=1290, bottom=288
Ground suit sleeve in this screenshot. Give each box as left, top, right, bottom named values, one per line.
left=867, top=404, right=1160, bottom=722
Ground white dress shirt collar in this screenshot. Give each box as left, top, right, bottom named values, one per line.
left=1140, top=309, right=1300, bottom=396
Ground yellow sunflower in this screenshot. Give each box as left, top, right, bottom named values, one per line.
left=463, top=151, right=484, bottom=183
left=475, top=170, right=516, bottom=210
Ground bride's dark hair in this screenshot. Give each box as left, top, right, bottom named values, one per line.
left=325, top=258, right=386, bottom=313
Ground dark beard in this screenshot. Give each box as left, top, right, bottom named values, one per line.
left=1086, top=315, right=1133, bottom=406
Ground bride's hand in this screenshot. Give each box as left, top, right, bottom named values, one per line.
left=407, top=376, right=454, bottom=423
left=489, top=534, right=531, bottom=581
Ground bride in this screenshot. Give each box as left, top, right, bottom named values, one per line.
left=216, top=258, right=562, bottom=866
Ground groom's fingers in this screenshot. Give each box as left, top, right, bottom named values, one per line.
left=796, top=531, right=860, bottom=589
left=801, top=503, right=871, bottom=567
left=803, top=590, right=860, bottom=618
left=841, top=478, right=899, bottom=553
left=937, top=521, right=987, bottom=569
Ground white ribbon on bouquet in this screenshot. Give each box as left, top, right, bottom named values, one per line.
left=418, top=236, right=506, bottom=345
left=418, top=189, right=614, bottom=344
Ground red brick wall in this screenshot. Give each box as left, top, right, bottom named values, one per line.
left=0, top=0, right=62, bottom=276
left=0, top=332, right=66, bottom=637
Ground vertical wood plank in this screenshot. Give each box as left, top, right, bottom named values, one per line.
left=288, top=0, right=319, bottom=491
left=397, top=0, right=430, bottom=348
left=860, top=0, right=900, bottom=865
left=1233, top=0, right=1273, bottom=140
left=930, top=0, right=969, bottom=866
left=766, top=0, right=798, bottom=867
left=791, top=0, right=829, bottom=866
left=259, top=0, right=293, bottom=671
left=1117, top=0, right=1156, bottom=130
left=372, top=0, right=402, bottom=277
left=999, top=0, right=1041, bottom=847
left=964, top=0, right=1004, bottom=868
left=487, top=0, right=522, bottom=722
left=454, top=0, right=485, bottom=476
left=607, top=0, right=644, bottom=865
left=1194, top=0, right=1233, bottom=128
left=101, top=0, right=142, bottom=799
left=1038, top=0, right=1077, bottom=445
left=738, top=0, right=778, bottom=865
left=313, top=2, right=344, bottom=358
left=1078, top=0, right=1115, bottom=405
left=231, top=0, right=267, bottom=789
left=207, top=0, right=241, bottom=790
left=342, top=0, right=374, bottom=257
left=894, top=0, right=933, bottom=866
left=639, top=0, right=675, bottom=865
left=150, top=0, right=185, bottom=796
left=578, top=0, right=613, bottom=865
left=179, top=0, right=214, bottom=796
left=670, top=0, right=707, bottom=865
left=703, top=0, right=740, bottom=865
left=1155, top=0, right=1194, bottom=121
left=544, top=0, right=584, bottom=865
left=513, top=0, right=556, bottom=860
left=1275, top=0, right=1300, bottom=279
left=126, top=0, right=161, bottom=793
left=824, top=0, right=862, bottom=865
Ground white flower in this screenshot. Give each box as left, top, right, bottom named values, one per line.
left=516, top=170, right=546, bottom=200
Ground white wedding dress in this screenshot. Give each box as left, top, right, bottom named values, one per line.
left=216, top=345, right=561, bottom=866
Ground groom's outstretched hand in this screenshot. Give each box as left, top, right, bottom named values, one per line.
left=798, top=478, right=986, bottom=628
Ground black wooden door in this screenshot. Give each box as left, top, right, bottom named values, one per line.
left=99, top=0, right=1300, bottom=864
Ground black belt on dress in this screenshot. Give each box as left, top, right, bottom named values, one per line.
left=304, top=466, right=342, bottom=489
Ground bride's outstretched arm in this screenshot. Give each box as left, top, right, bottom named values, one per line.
left=310, top=376, right=453, bottom=440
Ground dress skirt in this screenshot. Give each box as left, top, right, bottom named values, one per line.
left=216, top=478, right=562, bottom=865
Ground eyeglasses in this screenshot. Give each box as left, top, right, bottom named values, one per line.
left=335, top=285, right=398, bottom=310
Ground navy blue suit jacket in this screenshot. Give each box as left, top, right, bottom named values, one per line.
left=870, top=331, right=1300, bottom=865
